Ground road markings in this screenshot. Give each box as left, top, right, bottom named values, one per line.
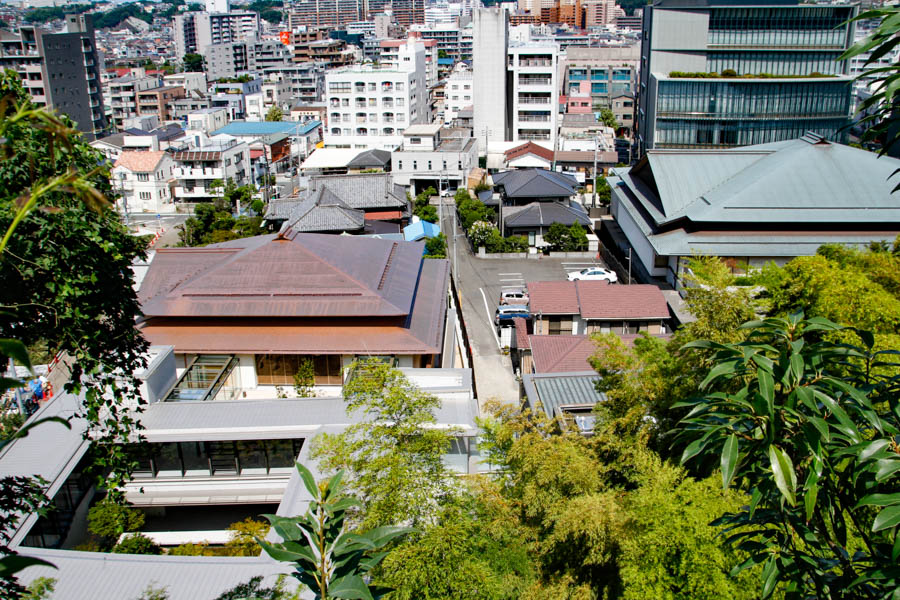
left=479, top=287, right=501, bottom=350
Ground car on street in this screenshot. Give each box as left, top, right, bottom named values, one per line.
left=567, top=267, right=618, bottom=283
left=494, top=304, right=529, bottom=325
left=500, top=287, right=529, bottom=305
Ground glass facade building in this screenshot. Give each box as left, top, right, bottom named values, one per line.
left=637, top=0, right=857, bottom=153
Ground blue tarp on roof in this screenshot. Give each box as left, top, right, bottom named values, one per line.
left=437, top=58, right=455, bottom=65
left=403, top=220, right=441, bottom=242
left=212, top=120, right=322, bottom=137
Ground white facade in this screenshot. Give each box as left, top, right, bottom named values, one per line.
left=186, top=107, right=228, bottom=132
left=324, top=46, right=428, bottom=150
left=164, top=72, right=208, bottom=94
left=205, top=0, right=230, bottom=13
left=473, top=8, right=509, bottom=147
left=509, top=42, right=558, bottom=146
left=391, top=125, right=479, bottom=194
left=173, top=133, right=252, bottom=203
left=380, top=38, right=439, bottom=88
left=113, top=152, right=176, bottom=214
left=444, top=64, right=473, bottom=124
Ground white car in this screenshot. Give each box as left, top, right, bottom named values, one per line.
left=567, top=267, right=618, bottom=283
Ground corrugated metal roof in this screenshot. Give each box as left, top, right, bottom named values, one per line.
left=212, top=120, right=322, bottom=137
left=523, top=372, right=605, bottom=419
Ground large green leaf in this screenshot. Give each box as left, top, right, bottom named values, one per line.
left=329, top=574, right=375, bottom=600
left=875, top=458, right=900, bottom=482
left=295, top=462, right=320, bottom=499
left=257, top=538, right=313, bottom=563
left=0, top=338, right=32, bottom=372
left=362, top=525, right=415, bottom=549
left=855, top=493, right=900, bottom=509
left=0, top=554, right=55, bottom=577
left=760, top=556, right=780, bottom=599
left=721, top=434, right=739, bottom=489
left=872, top=505, right=900, bottom=532
left=768, top=445, right=797, bottom=506
left=324, top=469, right=345, bottom=501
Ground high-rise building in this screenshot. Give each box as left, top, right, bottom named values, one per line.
left=286, top=0, right=365, bottom=28
left=0, top=14, right=107, bottom=139
left=174, top=11, right=261, bottom=58
left=637, top=0, right=857, bottom=154
left=473, top=8, right=509, bottom=147
left=368, top=0, right=425, bottom=26
left=206, top=0, right=230, bottom=13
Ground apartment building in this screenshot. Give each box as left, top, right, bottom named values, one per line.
left=444, top=64, right=473, bottom=124
left=562, top=45, right=639, bottom=111
left=186, top=107, right=228, bottom=132
left=112, top=150, right=176, bottom=214
left=380, top=37, right=438, bottom=87
left=245, top=79, right=291, bottom=120
left=174, top=11, right=261, bottom=58
left=368, top=0, right=425, bottom=26
left=287, top=0, right=365, bottom=28
left=637, top=0, right=857, bottom=153
left=411, top=22, right=474, bottom=61
left=324, top=39, right=428, bottom=150
left=509, top=42, right=558, bottom=145
left=164, top=71, right=208, bottom=94
left=108, top=69, right=163, bottom=131
left=208, top=77, right=262, bottom=120
left=172, top=133, right=251, bottom=204
left=136, top=84, right=185, bottom=123
left=0, top=14, right=106, bottom=139
left=264, top=63, right=325, bottom=103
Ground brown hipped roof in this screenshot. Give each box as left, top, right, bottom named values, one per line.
left=528, top=281, right=669, bottom=320
left=139, top=233, right=425, bottom=318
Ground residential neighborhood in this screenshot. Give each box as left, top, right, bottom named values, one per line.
left=0, top=0, right=899, bottom=598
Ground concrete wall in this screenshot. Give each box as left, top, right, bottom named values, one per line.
left=473, top=8, right=509, bottom=146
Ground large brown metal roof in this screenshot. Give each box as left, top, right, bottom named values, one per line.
left=139, top=233, right=428, bottom=318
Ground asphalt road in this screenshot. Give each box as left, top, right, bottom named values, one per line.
left=440, top=205, right=607, bottom=409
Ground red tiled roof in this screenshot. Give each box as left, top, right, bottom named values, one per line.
left=528, top=281, right=668, bottom=320
left=114, top=150, right=166, bottom=173
left=577, top=283, right=669, bottom=320
left=527, top=281, right=580, bottom=315
left=528, top=335, right=596, bottom=373
left=504, top=141, right=554, bottom=163
left=250, top=148, right=264, bottom=159
left=513, top=317, right=530, bottom=349
left=366, top=210, right=404, bottom=220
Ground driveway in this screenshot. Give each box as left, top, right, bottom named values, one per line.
left=440, top=204, right=607, bottom=410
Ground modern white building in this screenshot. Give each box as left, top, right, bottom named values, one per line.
left=444, top=63, right=473, bottom=125
left=509, top=41, right=558, bottom=146
left=172, top=133, right=251, bottom=204
left=244, top=79, right=291, bottom=120
left=380, top=37, right=439, bottom=88
left=186, top=107, right=229, bottom=133
left=324, top=40, right=428, bottom=150
left=113, top=151, right=177, bottom=214
left=164, top=72, right=208, bottom=94
left=174, top=11, right=261, bottom=58
left=263, top=63, right=325, bottom=104
left=391, top=123, right=478, bottom=195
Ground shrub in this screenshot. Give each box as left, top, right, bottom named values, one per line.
left=213, top=575, right=297, bottom=600
left=250, top=199, right=264, bottom=214
left=720, top=69, right=737, bottom=77
left=293, top=358, right=316, bottom=398
left=502, top=235, right=529, bottom=253
left=112, top=533, right=162, bottom=555
left=87, top=499, right=145, bottom=546
left=168, top=542, right=214, bottom=556
left=224, top=517, right=269, bottom=556
left=424, top=233, right=447, bottom=259
left=22, top=577, right=55, bottom=600
left=468, top=220, right=496, bottom=249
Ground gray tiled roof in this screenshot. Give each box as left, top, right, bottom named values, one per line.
left=504, top=201, right=592, bottom=228
left=492, top=168, right=577, bottom=198
left=346, top=149, right=391, bottom=169
left=283, top=188, right=365, bottom=233
left=309, top=173, right=408, bottom=211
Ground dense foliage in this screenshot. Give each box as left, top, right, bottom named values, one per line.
left=454, top=188, right=493, bottom=230
left=178, top=200, right=265, bottom=247
left=424, top=232, right=447, bottom=259
left=544, top=222, right=589, bottom=251
left=411, top=186, right=438, bottom=223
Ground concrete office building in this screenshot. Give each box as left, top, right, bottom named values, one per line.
left=0, top=14, right=106, bottom=139
left=636, top=0, right=857, bottom=154
left=174, top=11, right=261, bottom=58
left=473, top=8, right=509, bottom=147
left=264, top=63, right=325, bottom=103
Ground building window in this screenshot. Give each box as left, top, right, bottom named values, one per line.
left=254, top=354, right=343, bottom=385
left=139, top=192, right=151, bottom=200
left=137, top=173, right=149, bottom=182
left=413, top=161, right=417, bottom=170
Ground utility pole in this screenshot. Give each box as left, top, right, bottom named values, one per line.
left=627, top=248, right=632, bottom=285
left=592, top=134, right=598, bottom=209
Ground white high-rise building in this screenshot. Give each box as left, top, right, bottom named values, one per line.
left=509, top=42, right=558, bottom=146
left=324, top=38, right=428, bottom=150
left=473, top=8, right=509, bottom=149
left=206, top=0, right=230, bottom=13
left=444, top=64, right=473, bottom=125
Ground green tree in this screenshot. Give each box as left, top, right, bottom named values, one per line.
left=676, top=314, right=900, bottom=599
left=112, top=533, right=162, bottom=555
left=224, top=517, right=268, bottom=556
left=213, top=576, right=298, bottom=600
left=600, top=108, right=618, bottom=130
left=468, top=220, right=496, bottom=249
left=260, top=8, right=283, bottom=23
left=838, top=6, right=900, bottom=166
left=257, top=462, right=412, bottom=600
left=0, top=70, right=148, bottom=498
left=87, top=499, right=145, bottom=548
left=424, top=232, right=447, bottom=258
left=311, top=360, right=459, bottom=529
left=292, top=358, right=316, bottom=398
left=594, top=175, right=611, bottom=205
left=543, top=222, right=571, bottom=251
left=437, top=50, right=449, bottom=59
left=413, top=186, right=437, bottom=223
left=265, top=105, right=284, bottom=122
left=22, top=577, right=55, bottom=600
left=568, top=224, right=588, bottom=251
left=182, top=53, right=204, bottom=72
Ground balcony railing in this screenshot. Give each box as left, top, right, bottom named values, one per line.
left=519, top=78, right=551, bottom=86
left=518, top=114, right=550, bottom=122
left=519, top=59, right=552, bottom=67
left=518, top=97, right=551, bottom=104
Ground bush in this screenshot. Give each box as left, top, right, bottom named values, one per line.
left=213, top=575, right=297, bottom=600
left=293, top=358, right=316, bottom=398
left=224, top=517, right=269, bottom=556
left=168, top=542, right=214, bottom=556
left=424, top=233, right=447, bottom=259
left=468, top=220, right=496, bottom=249
left=87, top=499, right=145, bottom=546
left=458, top=196, right=493, bottom=230
left=502, top=235, right=529, bottom=253
left=250, top=199, right=264, bottom=214
left=720, top=69, right=737, bottom=77
left=112, top=533, right=162, bottom=555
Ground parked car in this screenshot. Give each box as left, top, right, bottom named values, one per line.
left=500, top=287, right=529, bottom=305
left=494, top=304, right=530, bottom=325
left=567, top=267, right=618, bottom=283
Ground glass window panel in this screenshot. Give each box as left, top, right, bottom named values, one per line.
left=180, top=442, right=209, bottom=476
left=155, top=442, right=183, bottom=477
left=237, top=440, right=268, bottom=475
left=268, top=439, right=301, bottom=472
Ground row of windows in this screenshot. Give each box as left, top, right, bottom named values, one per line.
left=707, top=8, right=850, bottom=48
left=332, top=127, right=397, bottom=136
left=330, top=113, right=406, bottom=124
left=330, top=97, right=405, bottom=108
left=255, top=354, right=343, bottom=385
left=128, top=439, right=304, bottom=478
left=656, top=80, right=851, bottom=119
left=706, top=51, right=845, bottom=76
left=328, top=81, right=406, bottom=93
left=397, top=159, right=464, bottom=172
left=654, top=117, right=849, bottom=148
